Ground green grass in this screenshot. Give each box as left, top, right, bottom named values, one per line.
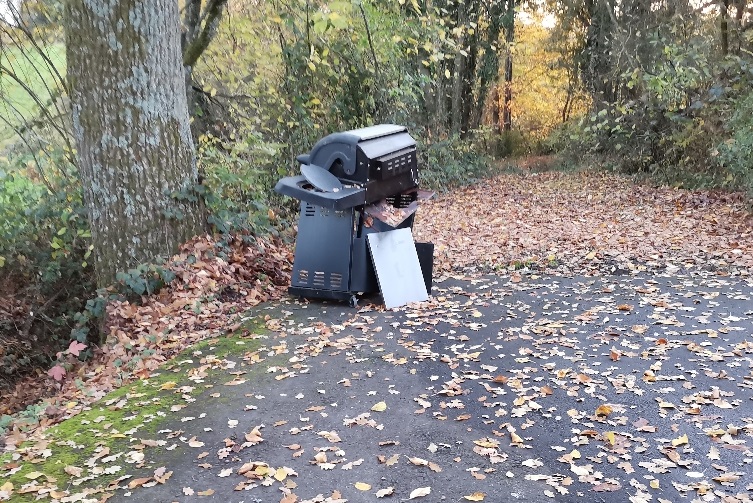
left=0, top=43, right=66, bottom=143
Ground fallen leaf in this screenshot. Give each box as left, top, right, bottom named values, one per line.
left=671, top=434, right=689, bottom=447
left=464, top=492, right=486, bottom=501
left=47, top=365, right=66, bottom=381
left=371, top=401, right=387, bottom=412
left=128, top=477, right=152, bottom=489
left=67, top=340, right=88, bottom=356
left=64, top=465, right=83, bottom=477
left=408, top=486, right=431, bottom=499
left=595, top=404, right=613, bottom=417
left=592, top=482, right=621, bottom=492
left=355, top=482, right=371, bottom=491
left=375, top=486, right=395, bottom=497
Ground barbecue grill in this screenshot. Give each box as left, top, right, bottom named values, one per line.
left=275, top=124, right=433, bottom=306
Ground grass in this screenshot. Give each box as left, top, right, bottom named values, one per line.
left=0, top=42, right=66, bottom=144
left=0, top=317, right=276, bottom=502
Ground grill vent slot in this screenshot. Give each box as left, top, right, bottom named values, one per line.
left=304, top=204, right=316, bottom=217
left=298, top=270, right=309, bottom=284
left=312, top=271, right=326, bottom=287
left=330, top=273, right=342, bottom=289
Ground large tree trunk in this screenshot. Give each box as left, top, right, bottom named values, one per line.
left=66, top=0, right=206, bottom=289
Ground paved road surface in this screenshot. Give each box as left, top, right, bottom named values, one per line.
left=112, top=270, right=753, bottom=503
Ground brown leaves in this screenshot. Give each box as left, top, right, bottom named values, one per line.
left=415, top=170, right=753, bottom=274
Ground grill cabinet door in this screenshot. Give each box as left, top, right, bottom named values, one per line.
left=291, top=202, right=354, bottom=292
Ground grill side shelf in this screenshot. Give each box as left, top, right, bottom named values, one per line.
left=274, top=175, right=366, bottom=210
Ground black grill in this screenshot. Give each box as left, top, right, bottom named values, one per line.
left=275, top=124, right=433, bottom=306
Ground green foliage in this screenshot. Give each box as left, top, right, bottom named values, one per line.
left=115, top=263, right=176, bottom=299
left=197, top=134, right=279, bottom=235
left=544, top=0, right=753, bottom=195
left=717, top=89, right=753, bottom=197
left=420, top=135, right=493, bottom=190
left=0, top=151, right=93, bottom=383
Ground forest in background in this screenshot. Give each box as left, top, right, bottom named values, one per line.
left=0, top=0, right=752, bottom=407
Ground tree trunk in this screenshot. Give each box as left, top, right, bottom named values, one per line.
left=502, top=0, right=515, bottom=132
left=450, top=1, right=469, bottom=136
left=720, top=0, right=730, bottom=55
left=460, top=39, right=477, bottom=138
left=67, top=0, right=206, bottom=289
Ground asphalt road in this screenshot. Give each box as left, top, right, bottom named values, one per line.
left=111, top=270, right=753, bottom=503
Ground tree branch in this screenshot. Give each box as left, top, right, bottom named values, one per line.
left=358, top=4, right=380, bottom=84
left=183, top=0, right=228, bottom=68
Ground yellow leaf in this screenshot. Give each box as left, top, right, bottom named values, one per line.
left=464, top=493, right=486, bottom=501
left=595, top=404, right=613, bottom=417
left=0, top=481, right=13, bottom=492
left=25, top=471, right=44, bottom=480
left=605, top=431, right=616, bottom=445
left=585, top=251, right=596, bottom=260
left=473, top=438, right=499, bottom=448
left=371, top=401, right=387, bottom=412
left=160, top=381, right=177, bottom=390
left=274, top=467, right=287, bottom=481
left=649, top=479, right=660, bottom=489
left=355, top=482, right=371, bottom=491
left=671, top=434, right=688, bottom=447
left=198, top=489, right=215, bottom=496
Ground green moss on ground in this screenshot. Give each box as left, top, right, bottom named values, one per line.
left=0, top=320, right=271, bottom=502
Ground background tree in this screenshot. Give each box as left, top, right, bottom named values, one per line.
left=66, top=0, right=206, bottom=288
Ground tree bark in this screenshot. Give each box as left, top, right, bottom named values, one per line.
left=502, top=0, right=515, bottom=132
left=66, top=0, right=206, bottom=289
left=450, top=1, right=469, bottom=135
left=720, top=0, right=730, bottom=55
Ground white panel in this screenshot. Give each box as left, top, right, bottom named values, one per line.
left=367, top=229, right=428, bottom=309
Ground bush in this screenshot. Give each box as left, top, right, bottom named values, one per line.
left=419, top=135, right=493, bottom=190
left=197, top=134, right=281, bottom=235
left=716, top=90, right=753, bottom=196
left=0, top=154, right=94, bottom=386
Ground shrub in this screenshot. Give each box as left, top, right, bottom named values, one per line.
left=716, top=90, right=753, bottom=197
left=419, top=135, right=494, bottom=191
left=0, top=154, right=93, bottom=386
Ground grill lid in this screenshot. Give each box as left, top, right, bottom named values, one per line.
left=301, top=164, right=342, bottom=192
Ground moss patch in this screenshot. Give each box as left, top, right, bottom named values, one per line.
left=0, top=318, right=276, bottom=502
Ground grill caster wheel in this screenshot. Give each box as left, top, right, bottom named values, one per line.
left=348, top=295, right=358, bottom=308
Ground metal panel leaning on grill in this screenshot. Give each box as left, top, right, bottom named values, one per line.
left=275, top=124, right=434, bottom=307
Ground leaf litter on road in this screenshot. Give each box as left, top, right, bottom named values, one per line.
left=4, top=169, right=753, bottom=502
